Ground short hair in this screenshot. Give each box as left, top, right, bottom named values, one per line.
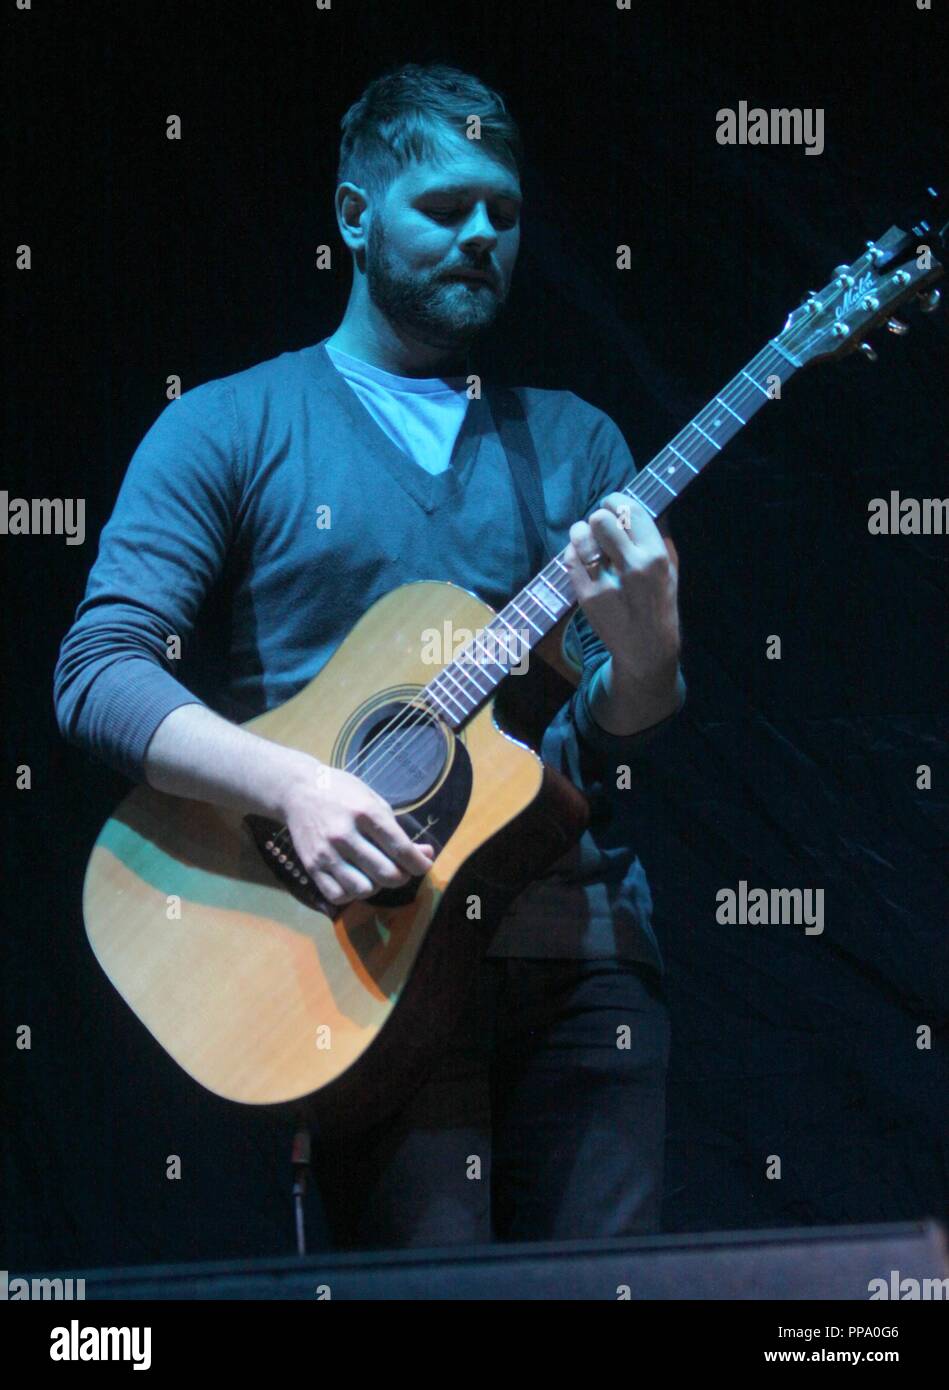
left=337, top=62, right=524, bottom=201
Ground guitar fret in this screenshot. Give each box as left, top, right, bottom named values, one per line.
left=431, top=672, right=469, bottom=716
left=483, top=622, right=519, bottom=669
left=741, top=369, right=770, bottom=398
left=535, top=573, right=566, bottom=608
left=693, top=422, right=721, bottom=451
left=506, top=600, right=543, bottom=636
left=653, top=456, right=684, bottom=485
left=646, top=465, right=678, bottom=497
left=768, top=337, right=801, bottom=368
left=425, top=687, right=454, bottom=719
left=496, top=614, right=526, bottom=649
left=668, top=443, right=699, bottom=474
left=457, top=655, right=491, bottom=696
left=439, top=662, right=477, bottom=702
left=475, top=636, right=511, bottom=683
left=542, top=576, right=570, bottom=605
left=527, top=582, right=558, bottom=618
left=437, top=661, right=467, bottom=694
left=716, top=395, right=745, bottom=424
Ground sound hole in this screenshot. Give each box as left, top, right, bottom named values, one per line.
left=345, top=701, right=448, bottom=808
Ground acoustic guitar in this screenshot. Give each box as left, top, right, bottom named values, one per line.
left=82, top=192, right=945, bottom=1134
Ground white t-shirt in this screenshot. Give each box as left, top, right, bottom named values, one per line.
left=324, top=342, right=469, bottom=476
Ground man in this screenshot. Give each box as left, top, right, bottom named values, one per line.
left=54, top=62, right=685, bottom=1249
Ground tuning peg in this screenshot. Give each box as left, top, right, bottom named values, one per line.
left=886, top=318, right=910, bottom=335
left=917, top=288, right=941, bottom=313
left=859, top=342, right=878, bottom=361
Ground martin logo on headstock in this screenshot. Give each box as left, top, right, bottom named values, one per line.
left=834, top=270, right=877, bottom=321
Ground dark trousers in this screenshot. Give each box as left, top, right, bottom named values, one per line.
left=312, top=955, right=671, bottom=1249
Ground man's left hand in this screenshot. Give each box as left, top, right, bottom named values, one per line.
left=564, top=492, right=681, bottom=695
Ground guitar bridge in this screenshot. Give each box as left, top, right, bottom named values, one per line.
left=244, top=813, right=439, bottom=918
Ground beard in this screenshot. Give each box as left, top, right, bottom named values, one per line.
left=365, top=216, right=507, bottom=349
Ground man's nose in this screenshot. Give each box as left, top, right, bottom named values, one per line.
left=457, top=203, right=498, bottom=253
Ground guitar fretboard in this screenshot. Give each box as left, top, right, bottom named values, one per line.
left=422, top=339, right=801, bottom=729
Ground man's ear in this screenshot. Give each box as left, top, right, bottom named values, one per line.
left=335, top=181, right=370, bottom=252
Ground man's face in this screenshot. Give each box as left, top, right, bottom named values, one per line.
left=364, top=127, right=522, bottom=350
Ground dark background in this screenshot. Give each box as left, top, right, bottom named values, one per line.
left=3, top=0, right=946, bottom=1270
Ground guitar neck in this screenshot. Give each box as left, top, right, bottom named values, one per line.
left=422, top=337, right=802, bottom=730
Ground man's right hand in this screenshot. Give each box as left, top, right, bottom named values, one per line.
left=144, top=705, right=435, bottom=907
left=280, top=759, right=435, bottom=908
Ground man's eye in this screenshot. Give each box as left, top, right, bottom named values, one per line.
left=423, top=206, right=518, bottom=228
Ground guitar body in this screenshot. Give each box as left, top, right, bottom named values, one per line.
left=82, top=581, right=589, bottom=1134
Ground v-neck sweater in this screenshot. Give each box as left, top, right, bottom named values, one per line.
left=53, top=340, right=685, bottom=969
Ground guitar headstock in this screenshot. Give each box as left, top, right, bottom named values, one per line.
left=777, top=186, right=946, bottom=367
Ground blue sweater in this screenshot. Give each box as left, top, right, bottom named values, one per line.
left=53, top=341, right=685, bottom=968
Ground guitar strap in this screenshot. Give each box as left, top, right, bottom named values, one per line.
left=489, top=385, right=554, bottom=573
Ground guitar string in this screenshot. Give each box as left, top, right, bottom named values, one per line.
left=269, top=343, right=792, bottom=861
